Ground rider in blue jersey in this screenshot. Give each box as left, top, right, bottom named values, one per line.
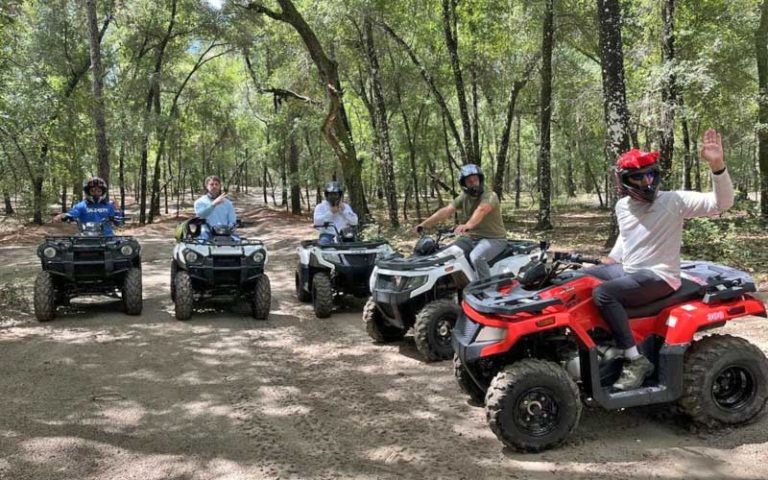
left=54, top=177, right=121, bottom=235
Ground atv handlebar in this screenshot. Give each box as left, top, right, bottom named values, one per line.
left=553, top=251, right=601, bottom=265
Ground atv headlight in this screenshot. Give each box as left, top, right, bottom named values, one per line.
left=43, top=246, right=57, bottom=259
left=475, top=325, right=507, bottom=342
left=120, top=245, right=134, bottom=256
left=184, top=250, right=199, bottom=263
left=322, top=252, right=342, bottom=264
left=402, top=275, right=427, bottom=291
left=251, top=250, right=265, bottom=263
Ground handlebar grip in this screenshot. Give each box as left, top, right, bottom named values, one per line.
left=416, top=225, right=424, bottom=234
left=578, top=256, right=602, bottom=265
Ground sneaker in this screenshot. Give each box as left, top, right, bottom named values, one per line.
left=612, top=355, right=654, bottom=391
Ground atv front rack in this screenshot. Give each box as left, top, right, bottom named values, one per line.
left=43, top=234, right=136, bottom=248
left=300, top=239, right=387, bottom=249
left=181, top=237, right=264, bottom=247
left=376, top=253, right=455, bottom=270
left=463, top=273, right=563, bottom=315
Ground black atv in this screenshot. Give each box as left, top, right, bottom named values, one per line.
left=171, top=218, right=271, bottom=321
left=34, top=216, right=142, bottom=321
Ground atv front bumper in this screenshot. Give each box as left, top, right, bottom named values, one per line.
left=452, top=312, right=505, bottom=365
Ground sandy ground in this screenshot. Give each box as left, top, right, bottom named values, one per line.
left=1, top=195, right=768, bottom=480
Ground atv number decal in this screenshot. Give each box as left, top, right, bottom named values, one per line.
left=707, top=311, right=725, bottom=322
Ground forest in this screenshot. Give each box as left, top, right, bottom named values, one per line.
left=1, top=0, right=767, bottom=236
left=3, top=2, right=768, bottom=477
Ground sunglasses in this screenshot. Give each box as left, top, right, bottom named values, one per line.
left=628, top=170, right=657, bottom=182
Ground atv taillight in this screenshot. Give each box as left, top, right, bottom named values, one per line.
left=728, top=306, right=746, bottom=315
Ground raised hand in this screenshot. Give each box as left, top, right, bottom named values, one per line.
left=212, top=193, right=228, bottom=206
left=699, top=128, right=725, bottom=172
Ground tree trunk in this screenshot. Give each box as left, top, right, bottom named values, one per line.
left=3, top=192, right=12, bottom=215
left=262, top=162, right=268, bottom=204
left=118, top=142, right=126, bottom=212
left=597, top=0, right=633, bottom=245
left=288, top=128, right=301, bottom=214
left=32, top=176, right=44, bottom=224
left=364, top=17, right=399, bottom=228
left=757, top=1, right=768, bottom=223
left=536, top=0, right=554, bottom=231
left=515, top=114, right=522, bottom=209
left=139, top=0, right=177, bottom=225
left=493, top=57, right=538, bottom=199
left=442, top=0, right=476, bottom=165
left=248, top=0, right=366, bottom=216
left=680, top=97, right=693, bottom=190
left=86, top=0, right=109, bottom=184
left=659, top=0, right=677, bottom=183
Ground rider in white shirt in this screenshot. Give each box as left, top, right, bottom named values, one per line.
left=313, top=181, right=358, bottom=245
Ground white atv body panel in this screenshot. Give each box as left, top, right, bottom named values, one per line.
left=370, top=244, right=538, bottom=298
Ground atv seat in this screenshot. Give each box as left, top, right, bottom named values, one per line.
left=625, top=279, right=703, bottom=318
left=487, top=239, right=539, bottom=267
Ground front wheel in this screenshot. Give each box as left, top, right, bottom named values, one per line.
left=170, top=262, right=178, bottom=302
left=413, top=300, right=461, bottom=362
left=122, top=267, right=143, bottom=315
left=486, top=359, right=582, bottom=452
left=174, top=270, right=194, bottom=321
left=678, top=334, right=768, bottom=428
left=296, top=270, right=311, bottom=302
left=34, top=271, right=56, bottom=322
left=312, top=272, right=333, bottom=318
left=454, top=354, right=486, bottom=405
left=251, top=275, right=271, bottom=320
left=363, top=297, right=406, bottom=342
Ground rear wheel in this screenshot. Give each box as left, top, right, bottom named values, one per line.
left=33, top=271, right=56, bottom=322
left=174, top=270, right=194, bottom=321
left=295, top=270, right=311, bottom=302
left=486, top=359, right=582, bottom=452
left=413, top=300, right=461, bottom=361
left=251, top=274, right=271, bottom=320
left=122, top=267, right=143, bottom=315
left=454, top=354, right=486, bottom=405
left=363, top=297, right=406, bottom=342
left=312, top=272, right=333, bottom=318
left=678, top=334, right=768, bottom=428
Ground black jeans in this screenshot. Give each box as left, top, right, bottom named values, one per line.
left=588, top=264, right=675, bottom=349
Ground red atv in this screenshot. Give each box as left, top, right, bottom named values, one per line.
left=452, top=244, right=768, bottom=452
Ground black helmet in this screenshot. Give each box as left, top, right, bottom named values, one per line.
left=414, top=236, right=437, bottom=256
left=324, top=181, right=343, bottom=206
left=83, top=176, right=108, bottom=203
left=458, top=164, right=484, bottom=197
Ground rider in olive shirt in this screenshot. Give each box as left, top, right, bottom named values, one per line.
left=414, top=164, right=506, bottom=278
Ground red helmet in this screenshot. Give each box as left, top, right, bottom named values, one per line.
left=615, top=149, right=661, bottom=203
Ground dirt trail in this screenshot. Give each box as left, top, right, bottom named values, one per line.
left=1, top=195, right=767, bottom=480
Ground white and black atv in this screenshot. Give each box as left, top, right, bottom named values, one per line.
left=171, top=218, right=270, bottom=321
left=295, top=222, right=395, bottom=318
left=365, top=228, right=538, bottom=361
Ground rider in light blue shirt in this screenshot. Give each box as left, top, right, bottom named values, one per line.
left=54, top=177, right=121, bottom=236
left=194, top=175, right=236, bottom=240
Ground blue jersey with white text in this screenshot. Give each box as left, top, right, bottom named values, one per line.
left=65, top=199, right=120, bottom=236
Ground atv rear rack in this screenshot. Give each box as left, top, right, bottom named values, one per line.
left=463, top=273, right=563, bottom=315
